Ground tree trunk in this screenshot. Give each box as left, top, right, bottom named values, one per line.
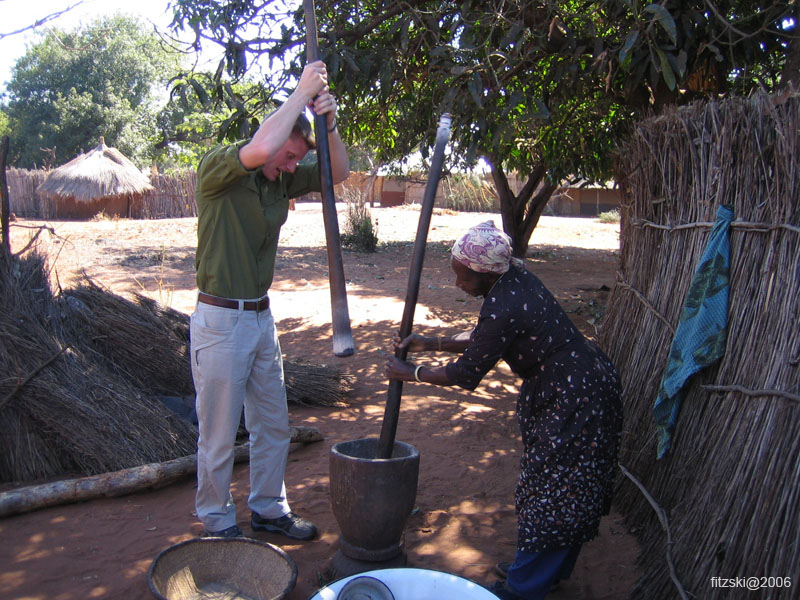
left=365, top=162, right=382, bottom=207
left=779, top=25, right=800, bottom=89
left=488, top=158, right=559, bottom=258
left=0, top=426, right=323, bottom=518
left=1, top=136, right=10, bottom=254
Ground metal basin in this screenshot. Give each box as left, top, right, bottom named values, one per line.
left=308, top=568, right=500, bottom=600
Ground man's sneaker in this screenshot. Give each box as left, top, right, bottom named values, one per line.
left=251, top=511, right=318, bottom=541
left=201, top=524, right=244, bottom=538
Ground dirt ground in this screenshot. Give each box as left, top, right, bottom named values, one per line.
left=2, top=204, right=639, bottom=600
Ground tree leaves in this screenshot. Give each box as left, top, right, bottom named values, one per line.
left=160, top=0, right=795, bottom=181
left=5, top=15, right=182, bottom=169
left=654, top=46, right=676, bottom=91
left=643, top=4, right=677, bottom=46
left=468, top=71, right=484, bottom=107
left=620, top=30, right=639, bottom=66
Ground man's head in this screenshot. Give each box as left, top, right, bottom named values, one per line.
left=261, top=112, right=316, bottom=181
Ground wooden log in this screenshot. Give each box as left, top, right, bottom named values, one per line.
left=0, top=425, right=323, bottom=518
left=289, top=424, right=324, bottom=444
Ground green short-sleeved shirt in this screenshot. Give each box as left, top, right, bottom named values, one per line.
left=194, top=140, right=321, bottom=299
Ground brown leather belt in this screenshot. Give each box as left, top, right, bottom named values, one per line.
left=197, top=292, right=269, bottom=311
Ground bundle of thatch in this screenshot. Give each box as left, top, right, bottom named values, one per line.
left=599, top=89, right=799, bottom=598
left=57, top=281, right=195, bottom=397
left=0, top=247, right=197, bottom=483
left=0, top=246, right=354, bottom=484
left=58, top=282, right=356, bottom=407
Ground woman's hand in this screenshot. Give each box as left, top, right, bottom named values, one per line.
left=384, top=356, right=414, bottom=381
left=392, top=332, right=428, bottom=353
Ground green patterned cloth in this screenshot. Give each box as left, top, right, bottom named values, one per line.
left=654, top=205, right=734, bottom=458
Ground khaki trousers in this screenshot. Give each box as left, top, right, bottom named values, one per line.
left=190, top=301, right=291, bottom=532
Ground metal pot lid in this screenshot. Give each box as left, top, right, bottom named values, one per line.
left=336, top=576, right=395, bottom=600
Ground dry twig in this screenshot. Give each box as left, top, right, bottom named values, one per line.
left=0, top=345, right=69, bottom=411
left=619, top=464, right=689, bottom=600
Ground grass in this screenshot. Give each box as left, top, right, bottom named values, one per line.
left=440, top=173, right=498, bottom=212
left=340, top=184, right=379, bottom=253
left=597, top=209, right=620, bottom=224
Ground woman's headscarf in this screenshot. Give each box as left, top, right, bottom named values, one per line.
left=451, top=220, right=521, bottom=274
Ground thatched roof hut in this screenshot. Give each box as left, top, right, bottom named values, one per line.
left=599, top=89, right=799, bottom=598
left=37, top=137, right=152, bottom=219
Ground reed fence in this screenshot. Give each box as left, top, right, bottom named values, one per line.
left=599, top=89, right=799, bottom=599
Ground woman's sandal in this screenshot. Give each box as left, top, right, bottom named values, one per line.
left=493, top=561, right=511, bottom=579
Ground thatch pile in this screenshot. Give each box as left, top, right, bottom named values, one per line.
left=0, top=244, right=355, bottom=484
left=0, top=247, right=197, bottom=483
left=599, top=89, right=799, bottom=598
left=59, top=282, right=355, bottom=408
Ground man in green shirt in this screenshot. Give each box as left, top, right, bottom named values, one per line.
left=191, top=60, right=350, bottom=539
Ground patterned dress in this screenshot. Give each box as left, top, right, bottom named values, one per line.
left=445, top=265, right=623, bottom=553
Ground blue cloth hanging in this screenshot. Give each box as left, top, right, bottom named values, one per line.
left=654, top=204, right=734, bottom=459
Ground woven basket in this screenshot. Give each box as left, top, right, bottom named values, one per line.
left=148, top=537, right=297, bottom=600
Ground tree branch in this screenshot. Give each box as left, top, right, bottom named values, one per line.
left=702, top=384, right=800, bottom=404
left=0, top=345, right=71, bottom=412
left=0, top=2, right=84, bottom=39
left=487, top=160, right=516, bottom=232
left=520, top=179, right=558, bottom=246
left=619, top=463, right=690, bottom=600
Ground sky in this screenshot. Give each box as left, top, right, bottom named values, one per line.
left=0, top=0, right=195, bottom=92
